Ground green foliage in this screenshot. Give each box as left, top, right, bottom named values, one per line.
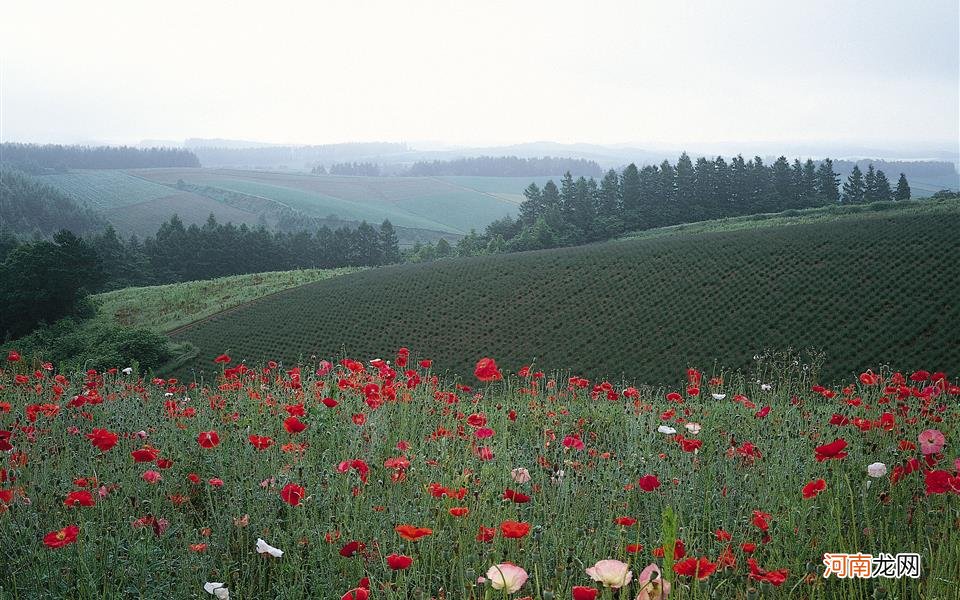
left=2, top=317, right=172, bottom=371
left=167, top=199, right=960, bottom=385
left=0, top=356, right=956, bottom=598
left=0, top=230, right=104, bottom=339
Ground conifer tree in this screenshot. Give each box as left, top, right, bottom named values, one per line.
left=842, top=165, right=866, bottom=204
left=895, top=173, right=911, bottom=201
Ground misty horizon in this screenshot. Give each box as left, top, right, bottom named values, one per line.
left=2, top=0, right=957, bottom=153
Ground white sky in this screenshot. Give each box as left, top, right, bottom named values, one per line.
left=1, top=0, right=957, bottom=149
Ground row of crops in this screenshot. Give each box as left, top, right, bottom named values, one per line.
left=35, top=170, right=181, bottom=210
left=168, top=198, right=960, bottom=385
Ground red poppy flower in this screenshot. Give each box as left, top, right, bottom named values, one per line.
left=280, top=483, right=306, bottom=506
left=755, top=406, right=771, bottom=419
left=503, top=488, right=531, bottom=503
left=386, top=553, right=413, bottom=570
left=500, top=520, right=531, bottom=538
left=64, top=490, right=95, bottom=507
left=674, top=557, right=718, bottom=580
left=339, top=540, right=366, bottom=557
left=925, top=470, right=952, bottom=495
left=715, top=529, right=732, bottom=542
left=341, top=589, right=369, bottom=600
left=829, top=414, right=850, bottom=426
left=248, top=435, right=274, bottom=450
left=474, top=357, right=503, bottom=382
left=449, top=507, right=469, bottom=517
left=638, top=474, right=661, bottom=492
left=214, top=354, right=231, bottom=364
left=572, top=587, right=599, bottom=600
left=87, top=428, right=118, bottom=452
left=802, top=479, right=827, bottom=499
left=741, top=542, right=757, bottom=553
left=747, top=558, right=789, bottom=586
left=44, top=525, right=79, bottom=549
left=131, top=446, right=159, bottom=463
left=613, top=516, right=637, bottom=526
left=751, top=510, right=771, bottom=532
left=395, top=524, right=433, bottom=541
left=6, top=351, right=20, bottom=362
left=653, top=538, right=686, bottom=559
left=814, top=438, right=848, bottom=462
left=476, top=526, right=496, bottom=543
left=197, top=431, right=220, bottom=449
left=284, top=416, right=307, bottom=434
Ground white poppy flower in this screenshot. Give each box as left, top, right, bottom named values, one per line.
left=203, top=582, right=229, bottom=599
left=867, top=462, right=887, bottom=478
left=760, top=384, right=772, bottom=392
left=122, top=367, right=133, bottom=375
left=256, top=538, right=284, bottom=558
left=711, top=393, right=726, bottom=400
left=684, top=422, right=702, bottom=435
left=657, top=425, right=677, bottom=435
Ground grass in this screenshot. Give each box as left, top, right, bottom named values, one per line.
left=166, top=198, right=960, bottom=386
left=0, top=353, right=956, bottom=598
left=92, top=268, right=362, bottom=333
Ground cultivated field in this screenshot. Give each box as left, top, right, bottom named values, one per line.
left=167, top=199, right=960, bottom=386
left=131, top=168, right=525, bottom=234
left=33, top=168, right=539, bottom=239
left=0, top=352, right=956, bottom=598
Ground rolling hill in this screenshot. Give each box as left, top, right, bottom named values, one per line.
left=33, top=168, right=537, bottom=241
left=130, top=168, right=522, bottom=234
left=164, top=198, right=960, bottom=385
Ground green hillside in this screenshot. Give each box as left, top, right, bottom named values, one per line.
left=166, top=198, right=960, bottom=384
left=92, top=267, right=361, bottom=333
left=132, top=168, right=523, bottom=233
left=35, top=170, right=263, bottom=236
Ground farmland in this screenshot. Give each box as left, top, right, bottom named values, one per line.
left=32, top=168, right=541, bottom=240
left=167, top=198, right=960, bottom=385
left=131, top=168, right=525, bottom=234
left=0, top=350, right=957, bottom=598
left=92, top=268, right=362, bottom=333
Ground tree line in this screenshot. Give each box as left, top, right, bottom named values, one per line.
left=403, top=156, right=602, bottom=177
left=0, top=143, right=199, bottom=172
left=88, top=215, right=402, bottom=290
left=312, top=162, right=382, bottom=176
left=415, top=153, right=915, bottom=258
left=0, top=214, right=403, bottom=339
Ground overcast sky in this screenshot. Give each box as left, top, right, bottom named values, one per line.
left=1, top=0, right=957, bottom=150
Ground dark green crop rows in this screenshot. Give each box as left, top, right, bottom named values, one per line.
left=170, top=199, right=960, bottom=385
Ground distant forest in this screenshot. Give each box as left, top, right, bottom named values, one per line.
left=312, top=162, right=382, bottom=176
left=833, top=159, right=956, bottom=178
left=191, top=142, right=407, bottom=169
left=0, top=143, right=199, bottom=172
left=403, top=156, right=602, bottom=177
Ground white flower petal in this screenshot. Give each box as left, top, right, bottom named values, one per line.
left=256, top=538, right=284, bottom=558
left=657, top=425, right=677, bottom=435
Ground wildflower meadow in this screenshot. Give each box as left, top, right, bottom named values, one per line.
left=0, top=349, right=957, bottom=599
